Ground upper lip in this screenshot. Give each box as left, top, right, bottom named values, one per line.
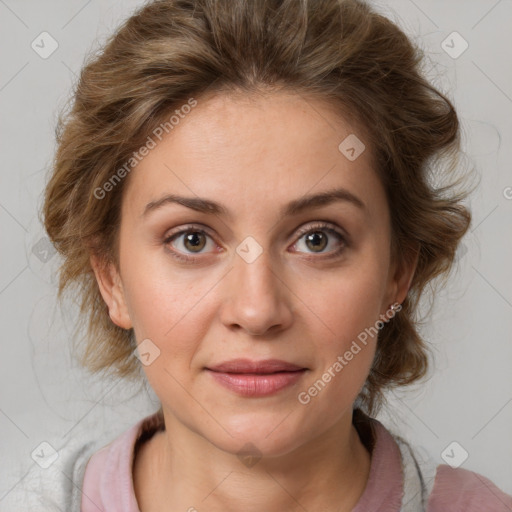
left=206, top=358, right=306, bottom=374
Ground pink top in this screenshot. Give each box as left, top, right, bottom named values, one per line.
left=81, top=411, right=512, bottom=511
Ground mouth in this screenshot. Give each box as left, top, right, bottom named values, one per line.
left=206, top=358, right=307, bottom=374
left=205, top=359, right=308, bottom=397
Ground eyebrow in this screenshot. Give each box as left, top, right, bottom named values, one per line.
left=142, top=187, right=366, bottom=219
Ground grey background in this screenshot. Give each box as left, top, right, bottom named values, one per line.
left=1, top=0, right=511, bottom=503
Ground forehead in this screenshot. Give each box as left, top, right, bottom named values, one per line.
left=122, top=91, right=385, bottom=222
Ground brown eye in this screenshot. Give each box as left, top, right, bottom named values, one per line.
left=292, top=222, right=348, bottom=258
left=163, top=226, right=216, bottom=263
left=304, top=231, right=328, bottom=252
left=182, top=231, right=207, bottom=252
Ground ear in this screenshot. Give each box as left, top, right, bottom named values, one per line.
left=385, top=246, right=419, bottom=309
left=90, top=254, right=133, bottom=330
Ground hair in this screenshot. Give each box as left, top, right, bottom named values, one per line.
left=43, top=0, right=471, bottom=415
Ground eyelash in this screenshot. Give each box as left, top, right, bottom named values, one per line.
left=163, top=221, right=349, bottom=264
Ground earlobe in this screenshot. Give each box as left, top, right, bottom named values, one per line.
left=90, top=254, right=133, bottom=330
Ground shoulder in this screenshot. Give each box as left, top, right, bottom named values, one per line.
left=356, top=411, right=512, bottom=511
left=81, top=410, right=164, bottom=512
left=0, top=412, right=161, bottom=512
left=428, top=464, right=512, bottom=511
left=0, top=434, right=103, bottom=512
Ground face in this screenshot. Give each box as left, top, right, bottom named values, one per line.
left=93, top=91, right=413, bottom=457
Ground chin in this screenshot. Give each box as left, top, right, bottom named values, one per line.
left=204, top=412, right=312, bottom=459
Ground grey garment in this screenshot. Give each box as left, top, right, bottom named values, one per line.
left=1, top=434, right=109, bottom=512
left=396, top=435, right=438, bottom=511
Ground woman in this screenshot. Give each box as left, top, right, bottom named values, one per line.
left=19, top=0, right=512, bottom=510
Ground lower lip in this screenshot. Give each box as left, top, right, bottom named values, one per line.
left=206, top=369, right=306, bottom=397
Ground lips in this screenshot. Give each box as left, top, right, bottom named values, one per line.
left=205, top=359, right=307, bottom=397
left=206, top=358, right=306, bottom=374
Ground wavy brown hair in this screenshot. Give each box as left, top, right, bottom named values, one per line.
left=43, top=0, right=471, bottom=415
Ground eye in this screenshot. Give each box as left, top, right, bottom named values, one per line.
left=163, top=225, right=217, bottom=263
left=291, top=222, right=348, bottom=258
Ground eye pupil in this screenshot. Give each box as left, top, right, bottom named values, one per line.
left=184, top=232, right=206, bottom=252
left=305, top=231, right=327, bottom=252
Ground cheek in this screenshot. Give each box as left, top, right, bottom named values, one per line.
left=294, top=272, right=383, bottom=423
left=120, top=248, right=219, bottom=367
left=305, top=257, right=388, bottom=345
left=120, top=239, right=187, bottom=329
left=295, top=254, right=387, bottom=391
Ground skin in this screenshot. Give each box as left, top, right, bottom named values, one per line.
left=91, top=90, right=416, bottom=512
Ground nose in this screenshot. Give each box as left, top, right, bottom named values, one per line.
left=219, top=248, right=294, bottom=337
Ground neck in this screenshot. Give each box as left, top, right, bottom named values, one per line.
left=134, top=409, right=372, bottom=512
